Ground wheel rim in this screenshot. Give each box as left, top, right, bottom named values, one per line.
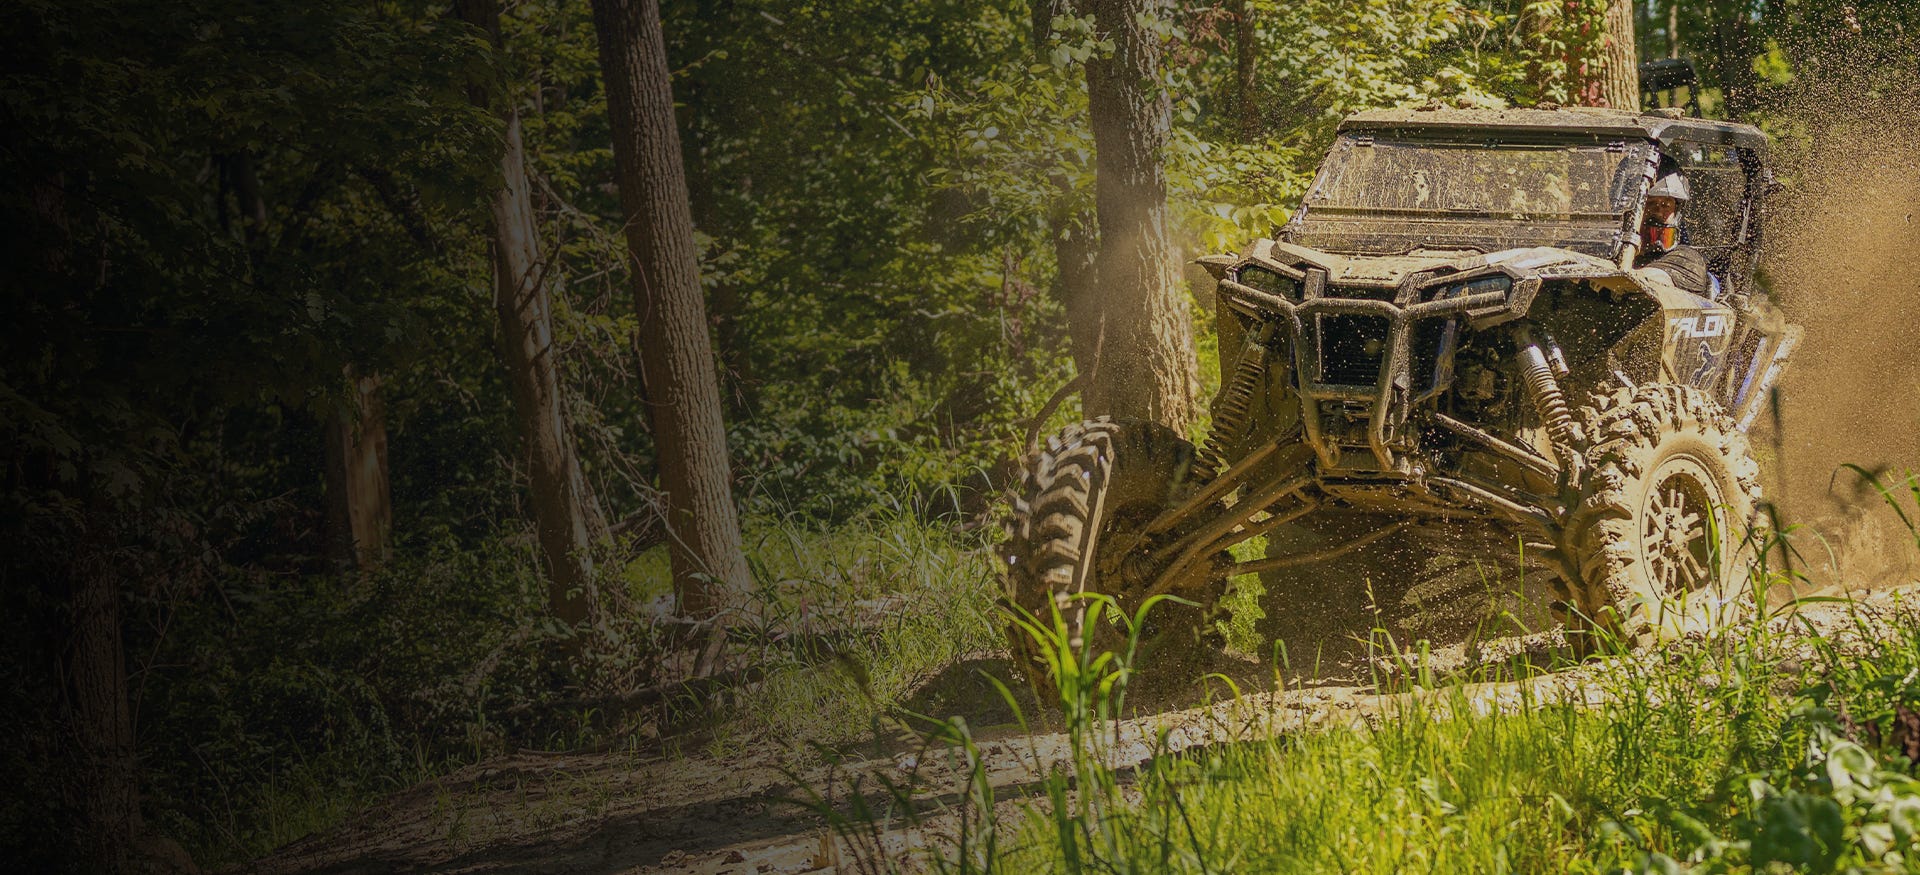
left=1639, top=454, right=1723, bottom=596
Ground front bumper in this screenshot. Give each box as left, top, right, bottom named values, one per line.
left=1217, top=263, right=1520, bottom=474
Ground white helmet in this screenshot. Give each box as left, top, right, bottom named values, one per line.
left=1648, top=172, right=1691, bottom=201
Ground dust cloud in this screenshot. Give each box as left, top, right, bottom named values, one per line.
left=1756, top=84, right=1920, bottom=589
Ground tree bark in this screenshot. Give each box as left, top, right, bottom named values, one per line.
left=323, top=368, right=391, bottom=569
left=1667, top=0, right=1679, bottom=59
left=590, top=0, right=751, bottom=619
left=1030, top=0, right=1056, bottom=54
left=1234, top=0, right=1258, bottom=141
left=1083, top=0, right=1200, bottom=433
left=64, top=537, right=199, bottom=873
left=1591, top=0, right=1640, bottom=110
left=229, top=148, right=394, bottom=572
left=67, top=539, right=142, bottom=873
left=1049, top=201, right=1102, bottom=383
left=458, top=0, right=607, bottom=630
left=679, top=78, right=754, bottom=413
left=31, top=175, right=194, bottom=874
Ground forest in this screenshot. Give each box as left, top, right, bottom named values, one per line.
left=4, top=0, right=1920, bottom=871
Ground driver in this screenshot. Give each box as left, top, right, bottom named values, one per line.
left=1635, top=170, right=1713, bottom=297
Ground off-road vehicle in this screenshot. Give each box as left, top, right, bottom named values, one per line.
left=1004, top=107, right=1802, bottom=673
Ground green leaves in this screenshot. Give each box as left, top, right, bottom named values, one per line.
left=1739, top=730, right=1920, bottom=871
left=1751, top=785, right=1847, bottom=871
left=1603, top=705, right=1920, bottom=871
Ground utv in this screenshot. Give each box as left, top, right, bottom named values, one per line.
left=1004, top=107, right=1801, bottom=672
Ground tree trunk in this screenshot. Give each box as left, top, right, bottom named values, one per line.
left=1029, top=0, right=1056, bottom=53
left=67, top=539, right=142, bottom=873
left=1083, top=0, right=1200, bottom=434
left=1234, top=0, right=1258, bottom=141
left=1667, top=0, right=1679, bottom=59
left=458, top=0, right=606, bottom=630
left=33, top=176, right=194, bottom=874
left=1590, top=0, right=1639, bottom=110
left=225, top=152, right=271, bottom=254
left=64, top=537, right=200, bottom=873
left=590, top=0, right=751, bottom=619
left=323, top=368, right=391, bottom=569
left=1048, top=197, right=1102, bottom=382
left=229, top=147, right=393, bottom=572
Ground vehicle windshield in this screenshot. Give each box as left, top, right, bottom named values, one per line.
left=1288, top=134, right=1654, bottom=256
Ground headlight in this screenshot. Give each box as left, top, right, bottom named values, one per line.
left=1426, top=274, right=1512, bottom=301
left=1234, top=265, right=1300, bottom=299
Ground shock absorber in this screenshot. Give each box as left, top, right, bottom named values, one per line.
left=1512, top=323, right=1581, bottom=463
left=1194, top=321, right=1277, bottom=484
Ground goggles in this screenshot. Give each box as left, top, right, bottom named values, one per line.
left=1642, top=223, right=1676, bottom=252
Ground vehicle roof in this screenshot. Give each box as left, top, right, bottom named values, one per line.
left=1340, top=106, right=1768, bottom=153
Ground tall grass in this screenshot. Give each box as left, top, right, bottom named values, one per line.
left=803, top=592, right=1191, bottom=875
left=639, top=491, right=1004, bottom=752
left=820, top=492, right=1920, bottom=873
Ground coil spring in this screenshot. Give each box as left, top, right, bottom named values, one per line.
left=1521, top=362, right=1578, bottom=446
left=1514, top=325, right=1580, bottom=451
left=1194, top=325, right=1275, bottom=484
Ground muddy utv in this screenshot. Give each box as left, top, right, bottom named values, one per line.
left=1004, top=107, right=1801, bottom=674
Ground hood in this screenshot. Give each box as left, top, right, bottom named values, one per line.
left=1199, top=239, right=1715, bottom=314
left=1265, top=240, right=1624, bottom=288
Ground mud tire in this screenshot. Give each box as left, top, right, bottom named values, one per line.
left=1000, top=417, right=1219, bottom=701
left=1558, top=385, right=1762, bottom=652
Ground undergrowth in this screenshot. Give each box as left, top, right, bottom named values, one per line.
left=170, top=474, right=1920, bottom=871
left=683, top=496, right=1002, bottom=754
left=975, top=599, right=1920, bottom=874
left=143, top=495, right=998, bottom=867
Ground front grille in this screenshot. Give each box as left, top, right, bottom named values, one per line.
left=1316, top=314, right=1391, bottom=385
left=1323, top=285, right=1397, bottom=302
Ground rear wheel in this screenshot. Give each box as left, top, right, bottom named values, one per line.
left=1560, top=386, right=1762, bottom=651
left=1000, top=418, right=1222, bottom=703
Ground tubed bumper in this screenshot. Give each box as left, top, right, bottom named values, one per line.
left=1217, top=267, right=1512, bottom=474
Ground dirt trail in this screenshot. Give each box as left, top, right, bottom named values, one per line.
left=243, top=585, right=1918, bottom=875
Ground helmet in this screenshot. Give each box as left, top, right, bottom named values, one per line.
left=1647, top=172, right=1691, bottom=202
left=1641, top=172, right=1688, bottom=253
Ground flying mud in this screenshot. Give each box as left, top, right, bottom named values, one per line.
left=1759, top=88, right=1920, bottom=589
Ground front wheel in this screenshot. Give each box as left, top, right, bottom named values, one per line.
left=1559, top=386, right=1763, bottom=651
left=1000, top=417, right=1220, bottom=703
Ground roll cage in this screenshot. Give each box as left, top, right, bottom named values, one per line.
left=1283, top=108, right=1774, bottom=302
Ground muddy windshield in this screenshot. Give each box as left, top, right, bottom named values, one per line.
left=1288, top=135, right=1654, bottom=256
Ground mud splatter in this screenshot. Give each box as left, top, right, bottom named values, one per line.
left=1759, top=82, right=1920, bottom=587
